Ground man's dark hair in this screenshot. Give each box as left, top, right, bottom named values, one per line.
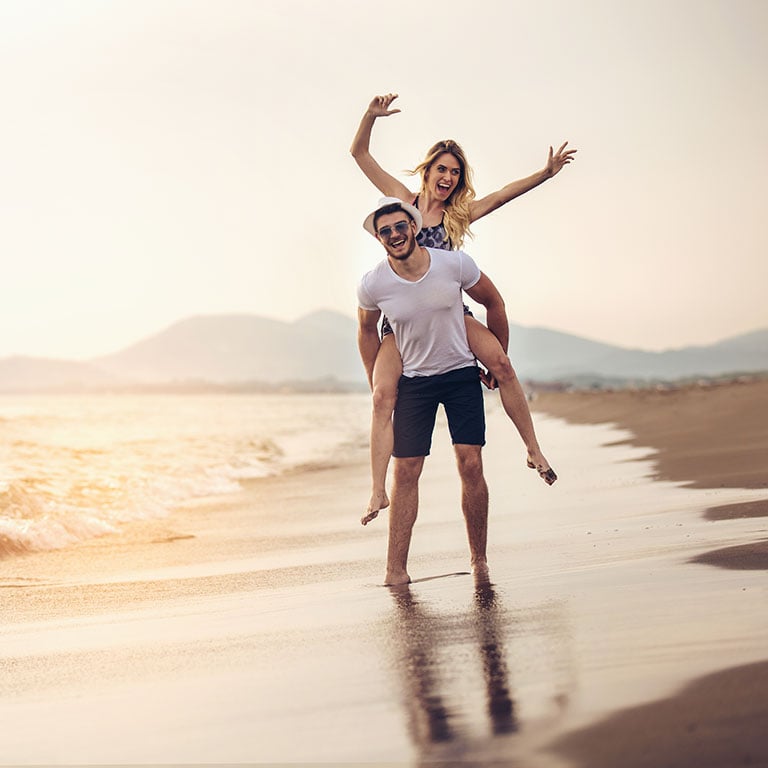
left=373, top=203, right=414, bottom=233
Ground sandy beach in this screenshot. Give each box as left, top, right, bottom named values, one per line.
left=1, top=380, right=767, bottom=766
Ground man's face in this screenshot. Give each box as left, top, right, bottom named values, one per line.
left=375, top=211, right=417, bottom=261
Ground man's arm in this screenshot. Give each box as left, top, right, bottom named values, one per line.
left=465, top=272, right=509, bottom=352
left=357, top=307, right=382, bottom=389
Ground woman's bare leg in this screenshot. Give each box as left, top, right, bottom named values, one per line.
left=362, top=333, right=403, bottom=524
left=465, top=316, right=557, bottom=485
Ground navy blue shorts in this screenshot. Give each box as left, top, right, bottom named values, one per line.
left=392, top=366, right=486, bottom=458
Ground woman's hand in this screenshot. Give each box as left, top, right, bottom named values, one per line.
left=351, top=92, right=413, bottom=199
left=366, top=93, right=401, bottom=119
left=546, top=141, right=577, bottom=177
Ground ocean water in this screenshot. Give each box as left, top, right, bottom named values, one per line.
left=0, top=392, right=372, bottom=558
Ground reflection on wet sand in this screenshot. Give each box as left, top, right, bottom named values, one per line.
left=388, top=584, right=458, bottom=746
left=384, top=578, right=568, bottom=764
left=473, top=581, right=517, bottom=736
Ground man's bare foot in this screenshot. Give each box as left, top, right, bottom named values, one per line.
left=384, top=569, right=411, bottom=586
left=361, top=490, right=389, bottom=526
left=527, top=452, right=558, bottom=486
left=471, top=558, right=490, bottom=584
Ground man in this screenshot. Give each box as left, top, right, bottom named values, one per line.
left=357, top=197, right=515, bottom=586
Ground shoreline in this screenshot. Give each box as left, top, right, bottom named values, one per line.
left=530, top=377, right=768, bottom=491
left=531, top=378, right=768, bottom=573
left=532, top=378, right=768, bottom=573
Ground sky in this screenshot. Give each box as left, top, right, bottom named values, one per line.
left=2, top=0, right=767, bottom=360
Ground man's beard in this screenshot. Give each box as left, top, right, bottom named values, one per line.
left=387, top=239, right=416, bottom=261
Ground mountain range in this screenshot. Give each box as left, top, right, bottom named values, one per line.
left=1, top=310, right=767, bottom=393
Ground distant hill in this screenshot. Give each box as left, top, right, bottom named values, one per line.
left=92, top=310, right=361, bottom=385
left=0, top=356, right=120, bottom=392
left=0, top=310, right=766, bottom=392
left=507, top=325, right=768, bottom=382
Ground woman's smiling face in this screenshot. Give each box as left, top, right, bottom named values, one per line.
left=426, top=152, right=463, bottom=201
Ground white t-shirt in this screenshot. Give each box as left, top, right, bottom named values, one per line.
left=357, top=247, right=481, bottom=377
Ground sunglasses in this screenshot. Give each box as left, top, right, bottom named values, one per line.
left=377, top=220, right=411, bottom=239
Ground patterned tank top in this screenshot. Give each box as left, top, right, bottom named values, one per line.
left=413, top=195, right=452, bottom=250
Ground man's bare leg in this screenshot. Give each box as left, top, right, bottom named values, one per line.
left=454, top=444, right=490, bottom=580
left=385, top=456, right=424, bottom=585
left=465, top=317, right=557, bottom=485
left=362, top=335, right=402, bottom=525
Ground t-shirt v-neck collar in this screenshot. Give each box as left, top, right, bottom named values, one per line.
left=388, top=248, right=431, bottom=284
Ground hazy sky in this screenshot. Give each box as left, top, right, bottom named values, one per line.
left=2, top=0, right=767, bottom=359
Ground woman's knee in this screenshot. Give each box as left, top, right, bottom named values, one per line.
left=371, top=383, right=397, bottom=416
left=487, top=354, right=517, bottom=382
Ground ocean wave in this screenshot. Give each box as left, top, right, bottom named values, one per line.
left=0, top=392, right=372, bottom=559
left=0, top=505, right=118, bottom=558
left=0, top=440, right=365, bottom=559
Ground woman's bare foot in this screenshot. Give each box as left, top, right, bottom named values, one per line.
left=361, top=490, right=390, bottom=526
left=527, top=453, right=557, bottom=486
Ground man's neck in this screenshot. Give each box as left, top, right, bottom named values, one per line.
left=388, top=246, right=430, bottom=282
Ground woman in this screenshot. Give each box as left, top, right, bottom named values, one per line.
left=352, top=93, right=576, bottom=524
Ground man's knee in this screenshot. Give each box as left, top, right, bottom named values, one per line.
left=455, top=447, right=485, bottom=482
left=393, top=456, right=424, bottom=485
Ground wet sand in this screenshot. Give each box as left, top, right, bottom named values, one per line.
left=533, top=378, right=768, bottom=768
left=533, top=377, right=768, bottom=574
left=1, top=385, right=767, bottom=766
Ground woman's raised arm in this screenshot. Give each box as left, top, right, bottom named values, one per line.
left=469, top=141, right=577, bottom=222
left=350, top=93, right=414, bottom=201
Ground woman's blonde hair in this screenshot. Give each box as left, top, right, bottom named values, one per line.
left=410, top=139, right=476, bottom=248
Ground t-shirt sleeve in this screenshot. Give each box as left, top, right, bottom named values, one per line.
left=457, top=250, right=481, bottom=290
left=357, top=274, right=379, bottom=311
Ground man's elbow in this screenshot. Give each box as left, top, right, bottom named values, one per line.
left=478, top=293, right=505, bottom=314
left=358, top=325, right=378, bottom=345
left=490, top=294, right=506, bottom=312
